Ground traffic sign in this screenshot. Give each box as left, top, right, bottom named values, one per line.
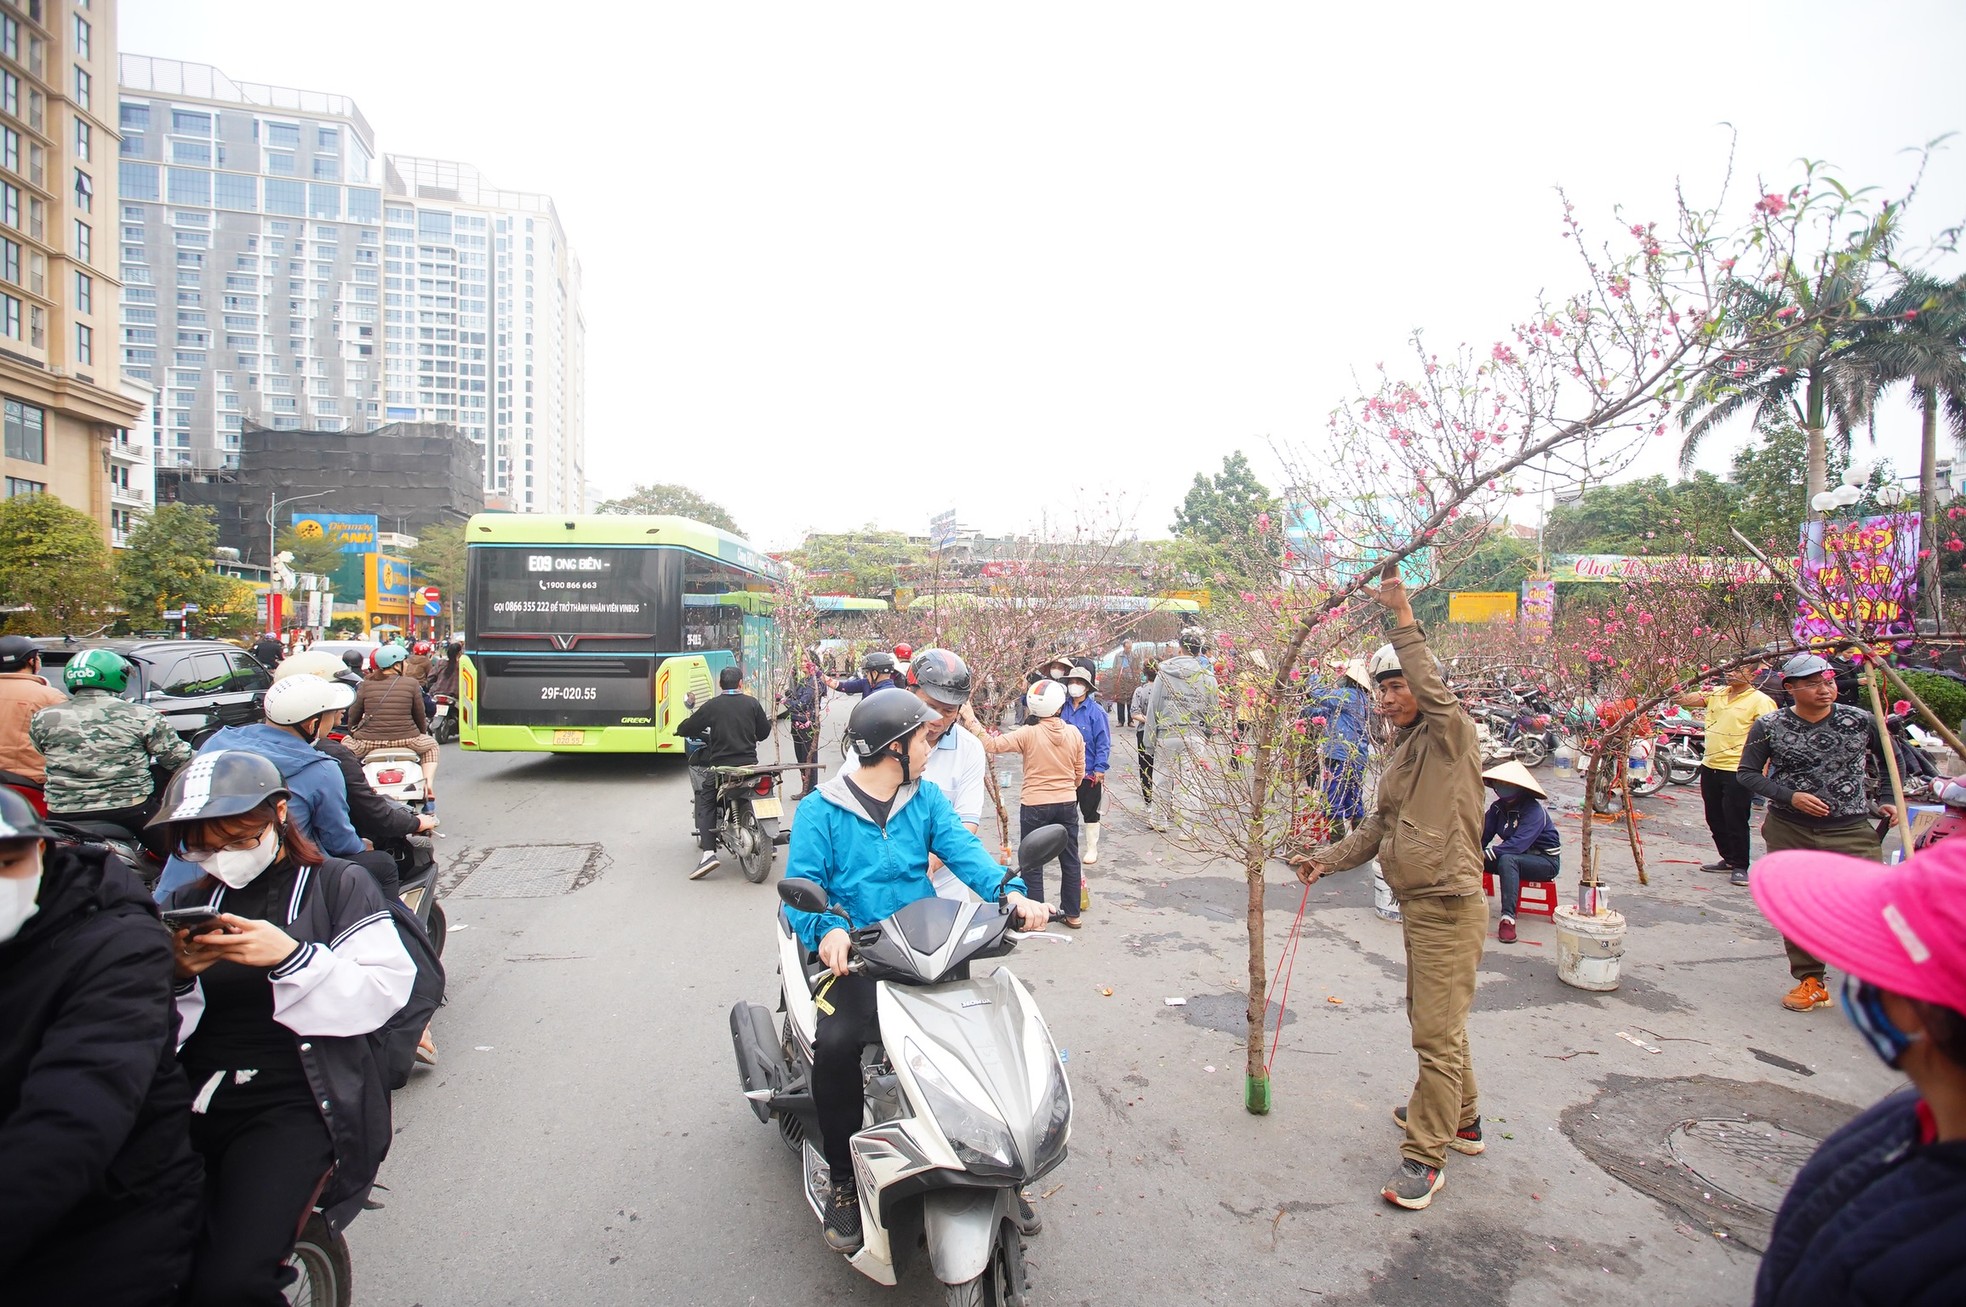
left=421, top=597, right=442, bottom=617
left=419, top=586, right=441, bottom=604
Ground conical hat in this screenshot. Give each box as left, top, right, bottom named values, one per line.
left=1480, top=757, right=1548, bottom=798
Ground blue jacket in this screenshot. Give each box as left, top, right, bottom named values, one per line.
left=782, top=775, right=1025, bottom=953
left=1059, top=695, right=1111, bottom=775
left=1756, top=1088, right=1966, bottom=1307
left=1303, top=678, right=1370, bottom=754
left=154, top=724, right=364, bottom=897
left=833, top=675, right=903, bottom=699
left=1481, top=796, right=1560, bottom=857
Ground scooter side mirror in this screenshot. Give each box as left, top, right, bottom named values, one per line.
left=778, top=878, right=830, bottom=915
left=1015, top=824, right=1070, bottom=875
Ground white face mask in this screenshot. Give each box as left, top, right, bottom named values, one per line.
left=1067, top=683, right=1088, bottom=699
left=0, top=871, right=41, bottom=943
left=182, top=827, right=281, bottom=889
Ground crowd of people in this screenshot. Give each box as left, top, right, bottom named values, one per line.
left=0, top=632, right=447, bottom=1302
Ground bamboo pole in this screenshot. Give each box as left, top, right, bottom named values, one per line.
left=1863, top=663, right=1916, bottom=857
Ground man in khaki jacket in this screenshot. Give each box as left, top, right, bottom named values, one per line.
left=1292, top=566, right=1485, bottom=1211
left=0, top=636, right=64, bottom=786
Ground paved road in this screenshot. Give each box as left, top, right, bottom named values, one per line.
left=353, top=717, right=1903, bottom=1305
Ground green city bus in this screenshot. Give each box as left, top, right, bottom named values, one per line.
left=460, top=513, right=784, bottom=753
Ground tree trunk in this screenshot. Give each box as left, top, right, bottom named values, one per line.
left=1243, top=728, right=1275, bottom=1114
left=1920, top=389, right=1942, bottom=622
left=1805, top=370, right=1829, bottom=504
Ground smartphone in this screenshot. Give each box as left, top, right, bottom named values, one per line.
left=160, top=907, right=230, bottom=936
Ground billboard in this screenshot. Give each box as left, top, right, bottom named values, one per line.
left=1521, top=576, right=1555, bottom=642
left=1795, top=513, right=1920, bottom=643
left=1447, top=591, right=1519, bottom=624
left=292, top=513, right=378, bottom=596
left=365, top=553, right=413, bottom=616
left=1550, top=554, right=1765, bottom=584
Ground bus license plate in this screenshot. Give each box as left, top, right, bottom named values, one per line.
left=552, top=730, right=585, bottom=746
left=752, top=796, right=783, bottom=820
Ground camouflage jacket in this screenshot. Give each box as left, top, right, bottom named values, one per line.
left=29, top=689, right=194, bottom=813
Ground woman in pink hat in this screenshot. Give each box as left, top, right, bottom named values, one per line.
left=1750, top=838, right=1966, bottom=1305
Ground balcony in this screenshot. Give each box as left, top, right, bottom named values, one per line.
left=110, top=482, right=148, bottom=506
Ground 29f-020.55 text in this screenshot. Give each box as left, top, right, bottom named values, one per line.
left=538, top=686, right=599, bottom=701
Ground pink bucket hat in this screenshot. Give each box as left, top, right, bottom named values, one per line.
left=1752, top=837, right=1966, bottom=1013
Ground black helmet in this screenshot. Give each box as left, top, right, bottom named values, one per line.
left=847, top=687, right=936, bottom=767
left=907, top=648, right=971, bottom=707
left=0, top=635, right=37, bottom=673
left=146, top=751, right=291, bottom=829
left=340, top=649, right=366, bottom=673
left=0, top=786, right=56, bottom=840
left=860, top=650, right=898, bottom=676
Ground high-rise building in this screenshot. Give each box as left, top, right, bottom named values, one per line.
left=114, top=55, right=385, bottom=475
left=0, top=0, right=147, bottom=539
left=382, top=156, right=584, bottom=514
left=111, top=58, right=586, bottom=515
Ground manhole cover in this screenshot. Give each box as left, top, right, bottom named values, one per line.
left=450, top=843, right=608, bottom=898
left=1666, top=1118, right=1822, bottom=1212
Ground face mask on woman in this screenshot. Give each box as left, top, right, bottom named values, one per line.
left=181, top=825, right=282, bottom=889
left=1839, top=974, right=1923, bottom=1068
left=1067, top=684, right=1088, bottom=700
left=0, top=870, right=41, bottom=943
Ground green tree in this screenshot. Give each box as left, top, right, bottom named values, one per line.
left=1412, top=527, right=1536, bottom=625
left=0, top=494, right=115, bottom=633
left=786, top=527, right=927, bottom=598
left=595, top=482, right=743, bottom=536
left=117, top=504, right=232, bottom=626
left=409, top=522, right=467, bottom=626
left=1171, top=450, right=1279, bottom=542
left=275, top=526, right=347, bottom=578
left=1843, top=271, right=1966, bottom=618
left=1542, top=474, right=1740, bottom=554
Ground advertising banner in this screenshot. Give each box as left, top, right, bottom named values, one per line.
left=1794, top=512, right=1920, bottom=643
left=1551, top=554, right=1765, bottom=584
left=1447, top=591, right=1519, bottom=623
left=1521, top=576, right=1556, bottom=643
left=293, top=513, right=378, bottom=596
left=365, top=553, right=413, bottom=616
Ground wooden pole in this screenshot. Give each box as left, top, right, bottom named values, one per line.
left=1863, top=663, right=1916, bottom=857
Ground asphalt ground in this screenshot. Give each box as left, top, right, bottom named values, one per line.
left=352, top=706, right=1904, bottom=1305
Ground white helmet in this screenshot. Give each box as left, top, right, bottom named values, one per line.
left=1026, top=679, right=1067, bottom=718
left=263, top=673, right=356, bottom=726
left=1367, top=643, right=1402, bottom=683
left=272, top=650, right=347, bottom=682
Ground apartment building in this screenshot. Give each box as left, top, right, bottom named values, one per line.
left=0, top=0, right=146, bottom=540
left=382, top=155, right=584, bottom=514
left=115, top=55, right=384, bottom=476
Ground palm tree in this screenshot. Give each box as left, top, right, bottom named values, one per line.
left=1677, top=210, right=1898, bottom=502
left=1841, top=271, right=1966, bottom=620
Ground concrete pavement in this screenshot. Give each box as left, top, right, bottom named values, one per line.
left=351, top=712, right=1903, bottom=1304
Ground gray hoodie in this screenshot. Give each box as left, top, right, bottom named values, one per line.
left=1144, top=655, right=1217, bottom=752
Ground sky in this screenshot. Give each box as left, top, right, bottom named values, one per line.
left=121, top=1, right=1966, bottom=551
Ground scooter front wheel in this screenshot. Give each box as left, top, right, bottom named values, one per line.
left=945, top=1221, right=1025, bottom=1307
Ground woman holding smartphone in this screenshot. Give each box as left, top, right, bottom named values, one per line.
left=153, top=750, right=414, bottom=1305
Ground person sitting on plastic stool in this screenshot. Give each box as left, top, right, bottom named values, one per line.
left=1480, top=758, right=1560, bottom=944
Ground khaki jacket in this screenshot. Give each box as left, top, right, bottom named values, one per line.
left=0, top=670, right=65, bottom=782
left=979, top=717, right=1085, bottom=806
left=1319, top=622, right=1483, bottom=901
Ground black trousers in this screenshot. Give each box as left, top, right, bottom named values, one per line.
left=792, top=728, right=817, bottom=792
left=58, top=791, right=172, bottom=859
left=1019, top=801, right=1081, bottom=915
left=1137, top=729, right=1153, bottom=803
left=182, top=1063, right=336, bottom=1307
left=1077, top=776, right=1103, bottom=825
left=351, top=848, right=401, bottom=900
left=1699, top=765, right=1754, bottom=868
left=691, top=767, right=718, bottom=852
left=1115, top=700, right=1130, bottom=727
left=812, top=972, right=881, bottom=1181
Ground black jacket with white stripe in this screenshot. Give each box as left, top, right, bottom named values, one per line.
left=165, top=856, right=414, bottom=1229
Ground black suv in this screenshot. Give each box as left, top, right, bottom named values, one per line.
left=34, top=638, right=271, bottom=745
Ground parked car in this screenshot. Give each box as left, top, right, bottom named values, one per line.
left=309, top=639, right=382, bottom=672
left=32, top=638, right=271, bottom=745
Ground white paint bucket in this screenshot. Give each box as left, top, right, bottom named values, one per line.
left=1554, top=905, right=1625, bottom=991
left=1371, top=862, right=1401, bottom=922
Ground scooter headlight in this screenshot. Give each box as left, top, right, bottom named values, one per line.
left=1033, top=1060, right=1071, bottom=1173
left=904, top=1040, right=1019, bottom=1178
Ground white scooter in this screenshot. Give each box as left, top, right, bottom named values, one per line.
left=730, top=825, right=1074, bottom=1304
left=358, top=746, right=429, bottom=812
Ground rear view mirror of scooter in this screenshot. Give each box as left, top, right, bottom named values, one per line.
left=998, top=824, right=1070, bottom=896
left=778, top=878, right=850, bottom=924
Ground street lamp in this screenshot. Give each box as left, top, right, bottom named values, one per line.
left=268, top=489, right=336, bottom=585
left=1876, top=483, right=1908, bottom=509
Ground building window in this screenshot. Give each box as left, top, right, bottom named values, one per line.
left=1, top=72, right=16, bottom=118
left=0, top=239, right=14, bottom=285
left=73, top=67, right=89, bottom=110
left=73, top=14, right=89, bottom=58
left=73, top=116, right=88, bottom=161
left=266, top=121, right=300, bottom=149
left=307, top=184, right=339, bottom=220
left=213, top=171, right=255, bottom=211
left=118, top=161, right=158, bottom=201
left=72, top=167, right=89, bottom=212
left=72, top=218, right=88, bottom=262
left=5, top=476, right=46, bottom=498
left=166, top=169, right=208, bottom=207
left=0, top=127, right=14, bottom=173
left=265, top=178, right=303, bottom=217
left=75, top=322, right=90, bottom=364
left=3, top=398, right=44, bottom=461
left=120, top=101, right=148, bottom=131
left=170, top=139, right=209, bottom=166
left=312, top=155, right=339, bottom=181
left=0, top=17, right=15, bottom=61
left=317, top=126, right=338, bottom=152
left=74, top=269, right=90, bottom=313
left=171, top=109, right=211, bottom=136
left=2, top=184, right=18, bottom=230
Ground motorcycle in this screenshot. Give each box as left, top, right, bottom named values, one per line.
left=46, top=816, right=165, bottom=888
left=358, top=746, right=432, bottom=814
left=708, top=763, right=799, bottom=883
left=430, top=693, right=459, bottom=745
left=0, top=768, right=47, bottom=817
left=1656, top=720, right=1705, bottom=786
left=387, top=821, right=446, bottom=956
left=286, top=1209, right=351, bottom=1307
left=730, top=825, right=1074, bottom=1303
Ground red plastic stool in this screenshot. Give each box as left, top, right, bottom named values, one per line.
left=1482, top=871, right=1558, bottom=919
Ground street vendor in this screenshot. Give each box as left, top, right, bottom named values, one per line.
left=1289, top=564, right=1487, bottom=1212
left=1480, top=758, right=1560, bottom=944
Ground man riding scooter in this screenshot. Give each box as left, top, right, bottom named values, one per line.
left=30, top=650, right=193, bottom=856
left=783, top=689, right=1052, bottom=1254
left=675, top=665, right=773, bottom=880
